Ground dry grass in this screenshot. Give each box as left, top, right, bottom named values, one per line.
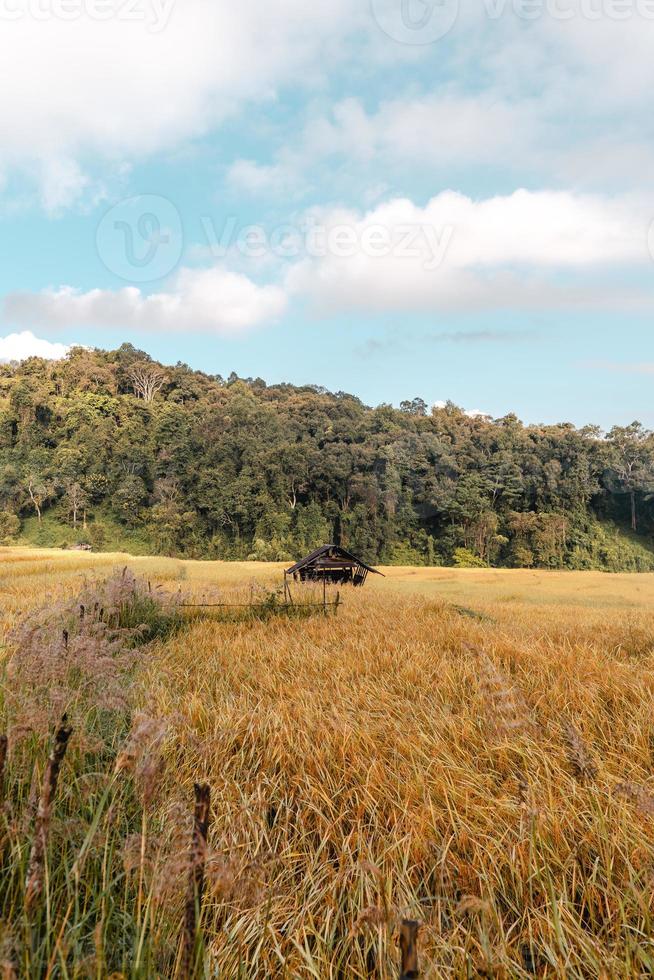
left=2, top=546, right=654, bottom=976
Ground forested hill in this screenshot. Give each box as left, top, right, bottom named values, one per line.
left=1, top=343, right=653, bottom=570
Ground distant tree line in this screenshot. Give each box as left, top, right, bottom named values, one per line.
left=1, top=343, right=654, bottom=570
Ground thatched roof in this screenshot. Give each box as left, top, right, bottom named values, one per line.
left=285, top=544, right=383, bottom=576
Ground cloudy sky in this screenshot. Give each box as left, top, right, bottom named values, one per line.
left=1, top=0, right=653, bottom=424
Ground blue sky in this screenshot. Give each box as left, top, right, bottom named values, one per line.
left=1, top=0, right=653, bottom=426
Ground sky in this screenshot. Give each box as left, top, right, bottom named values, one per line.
left=0, top=0, right=653, bottom=427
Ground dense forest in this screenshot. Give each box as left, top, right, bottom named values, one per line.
left=1, top=343, right=653, bottom=570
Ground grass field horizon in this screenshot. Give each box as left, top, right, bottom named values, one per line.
left=2, top=546, right=654, bottom=976
left=5, top=543, right=654, bottom=605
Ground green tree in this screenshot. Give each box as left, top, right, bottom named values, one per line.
left=607, top=423, right=654, bottom=531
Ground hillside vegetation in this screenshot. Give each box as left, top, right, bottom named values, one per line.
left=1, top=344, right=654, bottom=570
left=2, top=549, right=654, bottom=976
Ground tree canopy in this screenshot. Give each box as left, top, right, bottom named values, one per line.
left=1, top=343, right=653, bottom=570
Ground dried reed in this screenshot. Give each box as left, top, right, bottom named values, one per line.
left=25, top=717, right=73, bottom=907
left=182, top=783, right=212, bottom=977
left=0, top=735, right=7, bottom=805
left=562, top=720, right=598, bottom=783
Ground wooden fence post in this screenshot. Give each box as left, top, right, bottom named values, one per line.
left=399, top=919, right=420, bottom=979
left=283, top=571, right=294, bottom=605
left=182, top=783, right=212, bottom=977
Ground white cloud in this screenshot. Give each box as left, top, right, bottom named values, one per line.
left=39, top=157, right=91, bottom=214
left=0, top=0, right=366, bottom=208
left=287, top=189, right=654, bottom=313
left=433, top=400, right=490, bottom=419
left=237, top=2, right=654, bottom=196
left=0, top=330, right=70, bottom=362
left=586, top=360, right=654, bottom=375
left=3, top=266, right=287, bottom=335
left=5, top=189, right=653, bottom=329
left=3, top=0, right=654, bottom=212
left=259, top=80, right=654, bottom=196
left=226, top=159, right=296, bottom=196
left=302, top=95, right=534, bottom=169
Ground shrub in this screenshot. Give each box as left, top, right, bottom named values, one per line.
left=510, top=544, right=535, bottom=568
left=452, top=547, right=487, bottom=568
left=247, top=537, right=293, bottom=561
left=0, top=509, right=20, bottom=543
left=384, top=541, right=426, bottom=565
left=89, top=522, right=107, bottom=550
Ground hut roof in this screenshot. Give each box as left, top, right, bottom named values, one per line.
left=285, top=544, right=384, bottom=576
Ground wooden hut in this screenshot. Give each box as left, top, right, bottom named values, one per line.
left=285, top=545, right=383, bottom=587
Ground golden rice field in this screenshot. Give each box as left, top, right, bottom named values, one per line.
left=2, top=546, right=654, bottom=977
